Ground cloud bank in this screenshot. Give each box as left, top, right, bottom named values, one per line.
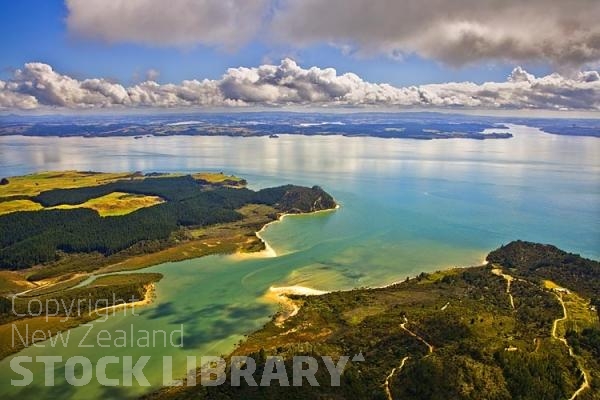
left=270, top=0, right=600, bottom=67
left=0, top=60, right=599, bottom=111
left=66, top=0, right=268, bottom=49
left=66, top=0, right=600, bottom=67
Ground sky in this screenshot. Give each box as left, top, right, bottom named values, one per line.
left=0, top=0, right=599, bottom=112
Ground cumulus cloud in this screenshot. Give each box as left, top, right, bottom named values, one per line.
left=65, top=0, right=268, bottom=49
left=0, top=81, right=38, bottom=109
left=270, top=0, right=600, bottom=67
left=0, top=60, right=598, bottom=111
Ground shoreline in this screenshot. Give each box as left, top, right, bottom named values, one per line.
left=230, top=203, right=341, bottom=260
left=263, top=285, right=329, bottom=326
left=0, top=204, right=339, bottom=361
left=92, top=282, right=156, bottom=316
left=261, top=250, right=489, bottom=326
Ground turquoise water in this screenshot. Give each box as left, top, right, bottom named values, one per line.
left=0, top=124, right=598, bottom=398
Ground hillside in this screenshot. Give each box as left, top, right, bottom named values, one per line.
left=150, top=241, right=600, bottom=400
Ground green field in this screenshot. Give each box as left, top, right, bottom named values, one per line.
left=0, top=170, right=138, bottom=198
left=50, top=191, right=164, bottom=216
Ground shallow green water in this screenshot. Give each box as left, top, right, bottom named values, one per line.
left=0, top=125, right=598, bottom=398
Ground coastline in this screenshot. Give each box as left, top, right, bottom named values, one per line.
left=263, top=285, right=329, bottom=326
left=230, top=203, right=341, bottom=260
left=0, top=202, right=340, bottom=361
left=92, top=282, right=156, bottom=316
left=238, top=204, right=341, bottom=323
left=159, top=241, right=600, bottom=399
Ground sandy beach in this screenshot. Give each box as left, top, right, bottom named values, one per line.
left=230, top=203, right=340, bottom=261
left=264, top=285, right=329, bottom=326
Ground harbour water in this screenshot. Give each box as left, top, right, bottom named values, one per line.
left=0, top=124, right=598, bottom=398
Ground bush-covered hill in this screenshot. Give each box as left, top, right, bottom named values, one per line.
left=148, top=242, right=599, bottom=400
left=487, top=240, right=600, bottom=300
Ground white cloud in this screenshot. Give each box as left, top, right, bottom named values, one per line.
left=7, top=63, right=132, bottom=108
left=0, top=60, right=599, bottom=111
left=0, top=81, right=38, bottom=110
left=65, top=0, right=268, bottom=49
left=270, top=0, right=600, bottom=67
left=64, top=0, right=600, bottom=67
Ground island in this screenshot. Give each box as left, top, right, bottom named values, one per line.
left=147, top=241, right=600, bottom=400
left=0, top=170, right=337, bottom=359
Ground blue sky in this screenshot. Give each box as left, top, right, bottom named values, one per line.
left=0, top=1, right=552, bottom=86
left=0, top=0, right=597, bottom=112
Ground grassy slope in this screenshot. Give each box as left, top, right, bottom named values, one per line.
left=0, top=171, right=137, bottom=198
left=50, top=191, right=164, bottom=216
left=192, top=172, right=246, bottom=185
left=0, top=171, right=168, bottom=216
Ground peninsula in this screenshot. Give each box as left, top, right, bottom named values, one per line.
left=149, top=241, right=600, bottom=400
left=0, top=170, right=337, bottom=359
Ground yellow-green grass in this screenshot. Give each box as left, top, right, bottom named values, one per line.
left=543, top=280, right=561, bottom=290
left=558, top=292, right=600, bottom=336
left=50, top=192, right=164, bottom=216
left=417, top=268, right=462, bottom=284
left=546, top=278, right=600, bottom=337
left=86, top=273, right=162, bottom=288
left=0, top=192, right=164, bottom=216
left=19, top=275, right=89, bottom=298
left=0, top=271, right=34, bottom=296
left=0, top=199, right=44, bottom=215
left=192, top=172, right=245, bottom=184
left=343, top=305, right=386, bottom=326
left=0, top=170, right=137, bottom=198
left=0, top=170, right=243, bottom=199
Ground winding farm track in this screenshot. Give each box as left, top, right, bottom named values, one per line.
left=400, top=321, right=434, bottom=354
left=383, top=356, right=410, bottom=400
left=383, top=321, right=435, bottom=400
left=491, top=267, right=515, bottom=309
left=490, top=266, right=590, bottom=399
left=552, top=293, right=590, bottom=400
left=552, top=293, right=569, bottom=342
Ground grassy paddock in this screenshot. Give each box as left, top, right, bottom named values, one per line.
left=0, top=171, right=137, bottom=198
left=51, top=191, right=164, bottom=216
left=0, top=199, right=44, bottom=215
left=0, top=271, right=34, bottom=295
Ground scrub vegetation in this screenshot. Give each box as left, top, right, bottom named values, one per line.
left=150, top=241, right=600, bottom=400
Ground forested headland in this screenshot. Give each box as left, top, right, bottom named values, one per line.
left=149, top=241, right=600, bottom=400
left=0, top=173, right=336, bottom=270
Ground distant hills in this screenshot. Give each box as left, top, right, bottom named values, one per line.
left=0, top=112, right=598, bottom=139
